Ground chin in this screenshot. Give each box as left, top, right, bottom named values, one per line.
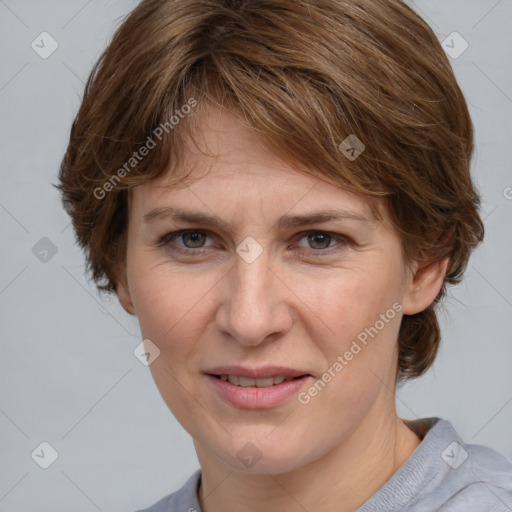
left=206, top=434, right=316, bottom=476
left=224, top=451, right=308, bottom=476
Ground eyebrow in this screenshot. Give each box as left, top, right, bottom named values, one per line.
left=143, top=206, right=372, bottom=230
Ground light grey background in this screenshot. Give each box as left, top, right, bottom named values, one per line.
left=0, top=1, right=511, bottom=511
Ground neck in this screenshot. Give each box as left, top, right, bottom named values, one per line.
left=196, top=409, right=421, bottom=512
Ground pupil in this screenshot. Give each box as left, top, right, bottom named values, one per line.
left=309, top=232, right=330, bottom=249
left=184, top=231, right=205, bottom=248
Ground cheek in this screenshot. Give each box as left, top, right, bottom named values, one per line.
left=128, top=259, right=217, bottom=354
left=303, top=266, right=403, bottom=345
left=299, top=274, right=402, bottom=426
left=296, top=266, right=404, bottom=407
left=128, top=262, right=219, bottom=423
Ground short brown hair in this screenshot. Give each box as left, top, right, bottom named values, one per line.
left=56, top=0, right=484, bottom=382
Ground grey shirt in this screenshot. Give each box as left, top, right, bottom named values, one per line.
left=135, top=417, right=512, bottom=511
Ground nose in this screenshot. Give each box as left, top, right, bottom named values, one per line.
left=215, top=249, right=293, bottom=347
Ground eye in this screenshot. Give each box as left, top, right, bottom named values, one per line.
left=175, top=230, right=209, bottom=248
left=158, top=229, right=215, bottom=253
left=298, top=232, right=334, bottom=250
left=156, top=229, right=351, bottom=259
left=293, top=230, right=350, bottom=257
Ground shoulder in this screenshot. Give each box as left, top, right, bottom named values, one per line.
left=358, top=417, right=512, bottom=512
left=134, top=470, right=202, bottom=512
left=416, top=418, right=512, bottom=511
left=436, top=441, right=512, bottom=511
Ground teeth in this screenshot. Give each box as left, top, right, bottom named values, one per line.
left=239, top=376, right=256, bottom=386
left=219, top=375, right=294, bottom=387
left=255, top=377, right=274, bottom=387
left=228, top=375, right=239, bottom=385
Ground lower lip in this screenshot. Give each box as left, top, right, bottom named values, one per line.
left=205, top=374, right=311, bottom=409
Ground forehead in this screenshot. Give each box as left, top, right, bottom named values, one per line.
left=127, top=107, right=384, bottom=223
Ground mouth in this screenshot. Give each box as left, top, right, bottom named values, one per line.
left=203, top=366, right=313, bottom=409
left=209, top=374, right=307, bottom=387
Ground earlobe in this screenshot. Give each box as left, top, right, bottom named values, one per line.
left=402, top=257, right=449, bottom=315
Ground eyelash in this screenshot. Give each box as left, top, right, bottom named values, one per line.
left=156, top=229, right=351, bottom=259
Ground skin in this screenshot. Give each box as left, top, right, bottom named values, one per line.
left=117, top=107, right=448, bottom=512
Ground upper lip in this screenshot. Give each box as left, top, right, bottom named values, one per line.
left=204, top=365, right=310, bottom=379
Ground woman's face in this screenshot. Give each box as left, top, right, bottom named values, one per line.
left=118, top=107, right=435, bottom=474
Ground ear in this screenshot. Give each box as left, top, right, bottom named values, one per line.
left=115, top=265, right=136, bottom=316
left=401, top=257, right=449, bottom=315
